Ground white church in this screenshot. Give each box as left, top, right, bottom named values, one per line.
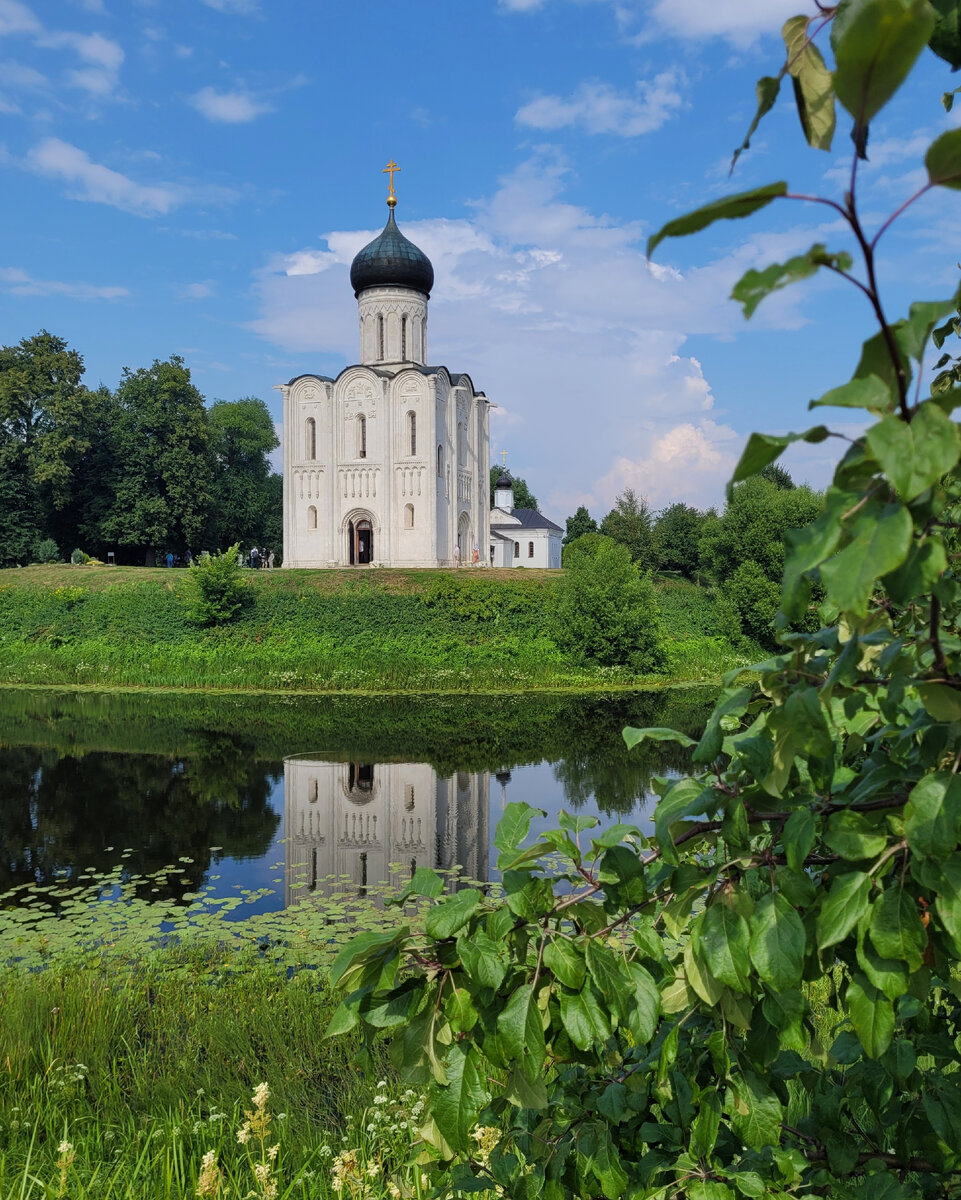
left=279, top=166, right=492, bottom=569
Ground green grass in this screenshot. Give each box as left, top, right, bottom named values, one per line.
left=0, top=566, right=753, bottom=694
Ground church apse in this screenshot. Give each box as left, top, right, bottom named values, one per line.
left=284, top=757, right=490, bottom=906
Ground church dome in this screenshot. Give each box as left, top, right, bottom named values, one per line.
left=350, top=209, right=434, bottom=298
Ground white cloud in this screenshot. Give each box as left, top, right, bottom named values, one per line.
left=516, top=72, right=684, bottom=137
left=0, top=265, right=129, bottom=299
left=200, top=0, right=259, bottom=12
left=498, top=0, right=545, bottom=9
left=24, top=138, right=177, bottom=215
left=0, top=59, right=46, bottom=88
left=642, top=0, right=802, bottom=43
left=188, top=85, right=272, bottom=123
left=176, top=280, right=214, bottom=299
left=0, top=0, right=41, bottom=35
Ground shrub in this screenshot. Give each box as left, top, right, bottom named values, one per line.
left=724, top=557, right=780, bottom=647
left=554, top=538, right=665, bottom=672
left=183, top=543, right=251, bottom=626
left=32, top=538, right=60, bottom=564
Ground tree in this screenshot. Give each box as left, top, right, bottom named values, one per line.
left=599, top=487, right=656, bottom=570
left=759, top=461, right=795, bottom=489
left=553, top=537, right=665, bottom=673
left=184, top=543, right=251, bottom=626
left=102, top=357, right=214, bottom=564
left=330, top=9, right=961, bottom=1200
left=652, top=502, right=706, bottom=578
left=489, top=466, right=538, bottom=511
left=0, top=331, right=99, bottom=563
left=562, top=504, right=597, bottom=544
left=207, top=397, right=280, bottom=551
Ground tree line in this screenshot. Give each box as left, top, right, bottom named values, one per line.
left=0, top=332, right=282, bottom=568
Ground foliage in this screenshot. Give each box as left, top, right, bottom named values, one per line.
left=652, top=502, right=708, bottom=579
left=554, top=537, right=666, bottom=672
left=563, top=504, right=598, bottom=544
left=184, top=542, right=251, bottom=626
left=561, top=530, right=615, bottom=567
left=331, top=7, right=961, bottom=1199
left=32, top=536, right=59, bottom=564
left=724, top=557, right=782, bottom=646
left=490, top=466, right=539, bottom=511
left=207, top=396, right=281, bottom=553
left=599, top=487, right=657, bottom=570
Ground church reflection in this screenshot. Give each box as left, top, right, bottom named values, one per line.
left=284, top=757, right=489, bottom=903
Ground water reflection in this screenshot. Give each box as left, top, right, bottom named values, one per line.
left=285, top=758, right=489, bottom=903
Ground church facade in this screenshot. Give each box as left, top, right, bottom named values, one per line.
left=280, top=173, right=491, bottom=569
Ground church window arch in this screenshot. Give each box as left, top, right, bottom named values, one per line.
left=407, top=410, right=416, bottom=456
left=528, top=541, right=534, bottom=558
left=436, top=444, right=444, bottom=476
left=305, top=417, right=316, bottom=460
left=377, top=315, right=385, bottom=360
left=404, top=503, right=414, bottom=528
left=401, top=314, right=408, bottom=361
left=358, top=414, right=367, bottom=459
left=514, top=541, right=520, bottom=558
left=307, top=505, right=317, bottom=530
left=457, top=420, right=466, bottom=462
left=421, top=316, right=427, bottom=359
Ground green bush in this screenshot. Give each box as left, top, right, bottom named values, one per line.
left=183, top=543, right=251, bottom=626
left=32, top=538, right=59, bottom=564
left=724, top=557, right=780, bottom=647
left=554, top=538, right=666, bottom=672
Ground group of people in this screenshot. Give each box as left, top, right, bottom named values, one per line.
left=452, top=545, right=482, bottom=566
left=243, top=547, right=275, bottom=569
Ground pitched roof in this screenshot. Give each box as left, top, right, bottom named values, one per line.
left=491, top=507, right=563, bottom=533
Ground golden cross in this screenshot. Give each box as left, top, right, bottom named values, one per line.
left=382, top=159, right=401, bottom=206
left=500, top=449, right=508, bottom=467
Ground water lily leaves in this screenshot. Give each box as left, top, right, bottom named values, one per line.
left=831, top=0, right=934, bottom=125
left=647, top=182, right=787, bottom=258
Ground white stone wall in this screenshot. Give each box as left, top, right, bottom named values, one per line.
left=357, top=287, right=428, bottom=365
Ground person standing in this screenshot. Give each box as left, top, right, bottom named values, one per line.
left=250, top=546, right=260, bottom=569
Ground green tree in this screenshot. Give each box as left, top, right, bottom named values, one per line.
left=184, top=543, right=251, bottom=626
left=553, top=537, right=665, bottom=672
left=562, top=504, right=597, bottom=544
left=489, top=467, right=538, bottom=511
left=208, top=396, right=280, bottom=551
left=0, top=331, right=100, bottom=564
left=330, top=8, right=961, bottom=1200
left=652, top=502, right=706, bottom=578
left=599, top=487, right=656, bottom=570
left=102, top=357, right=214, bottom=564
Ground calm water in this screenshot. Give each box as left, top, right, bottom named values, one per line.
left=0, top=687, right=711, bottom=915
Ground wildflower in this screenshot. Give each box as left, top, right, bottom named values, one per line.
left=388, top=1184, right=401, bottom=1199
left=237, top=1124, right=251, bottom=1145
left=56, top=1141, right=75, bottom=1199
left=252, top=1081, right=269, bottom=1111
left=267, top=1144, right=279, bottom=1162
left=195, top=1149, right=223, bottom=1198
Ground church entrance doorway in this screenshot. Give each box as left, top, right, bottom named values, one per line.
left=348, top=518, right=374, bottom=565
left=457, top=513, right=471, bottom=565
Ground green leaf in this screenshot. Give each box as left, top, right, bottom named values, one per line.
left=559, top=984, right=610, bottom=1050
left=623, top=725, right=696, bottom=749
left=868, top=886, right=926, bottom=971
left=896, top=295, right=961, bottom=361
left=831, top=0, right=935, bottom=124
left=456, top=931, right=508, bottom=990
left=543, top=937, right=586, bottom=989
left=820, top=502, right=913, bottom=617
left=817, top=871, right=872, bottom=950
left=749, top=892, right=806, bottom=990
left=918, top=681, right=961, bottom=721
left=425, top=888, right=482, bottom=940
left=730, top=425, right=829, bottom=483
left=926, top=126, right=961, bottom=188
left=397, top=866, right=443, bottom=901
left=684, top=939, right=724, bottom=1005
left=729, top=1069, right=783, bottom=1148
left=731, top=76, right=781, bottom=171
left=867, top=404, right=961, bottom=500
left=783, top=809, right=815, bottom=873
left=858, top=934, right=909, bottom=1001
left=647, top=182, right=787, bottom=258
left=324, top=999, right=360, bottom=1037
left=653, top=776, right=716, bottom=863
left=694, top=686, right=754, bottom=764
left=824, top=810, right=888, bottom=861
left=497, top=983, right=546, bottom=1078
left=505, top=1062, right=548, bottom=1109
left=846, top=971, right=894, bottom=1058
left=731, top=251, right=820, bottom=319
left=625, top=960, right=660, bottom=1044
left=810, top=375, right=893, bottom=412
left=432, top=1043, right=487, bottom=1151
left=698, top=900, right=752, bottom=993
left=494, top=802, right=540, bottom=856
left=784, top=15, right=836, bottom=149
left=690, top=1087, right=722, bottom=1159
left=598, top=1081, right=630, bottom=1124
left=930, top=0, right=961, bottom=68
left=586, top=939, right=629, bottom=1020
left=905, top=773, right=961, bottom=858
left=883, top=535, right=947, bottom=603
left=330, top=927, right=408, bottom=987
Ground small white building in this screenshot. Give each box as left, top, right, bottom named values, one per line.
left=489, top=473, right=563, bottom=568
left=279, top=178, right=491, bottom=569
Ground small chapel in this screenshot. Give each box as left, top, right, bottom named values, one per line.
left=279, top=163, right=491, bottom=569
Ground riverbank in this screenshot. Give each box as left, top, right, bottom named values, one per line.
left=0, top=565, right=753, bottom=693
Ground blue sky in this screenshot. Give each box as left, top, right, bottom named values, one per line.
left=2, top=0, right=959, bottom=522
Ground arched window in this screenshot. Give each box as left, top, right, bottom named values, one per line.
left=404, top=503, right=414, bottom=528
left=514, top=541, right=520, bottom=558
left=421, top=316, right=427, bottom=359
left=305, top=417, right=316, bottom=460
left=377, top=315, right=385, bottom=360
left=358, top=415, right=367, bottom=459
left=437, top=444, right=444, bottom=475
left=457, top=421, right=466, bottom=462
left=528, top=541, right=534, bottom=558
left=307, top=505, right=317, bottom=530
left=407, top=410, right=416, bottom=456
left=401, top=314, right=408, bottom=361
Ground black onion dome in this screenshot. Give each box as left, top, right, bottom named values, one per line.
left=350, top=209, right=434, bottom=297
left=495, top=473, right=512, bottom=489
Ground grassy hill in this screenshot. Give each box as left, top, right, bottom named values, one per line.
left=0, top=564, right=752, bottom=693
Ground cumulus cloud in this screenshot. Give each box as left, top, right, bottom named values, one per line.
left=0, top=0, right=41, bottom=36
left=0, top=265, right=129, bottom=299
left=516, top=72, right=684, bottom=137
left=176, top=280, right=215, bottom=299
left=188, top=85, right=272, bottom=123
left=24, top=138, right=177, bottom=215
left=0, top=6, right=125, bottom=99
left=249, top=152, right=831, bottom=519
